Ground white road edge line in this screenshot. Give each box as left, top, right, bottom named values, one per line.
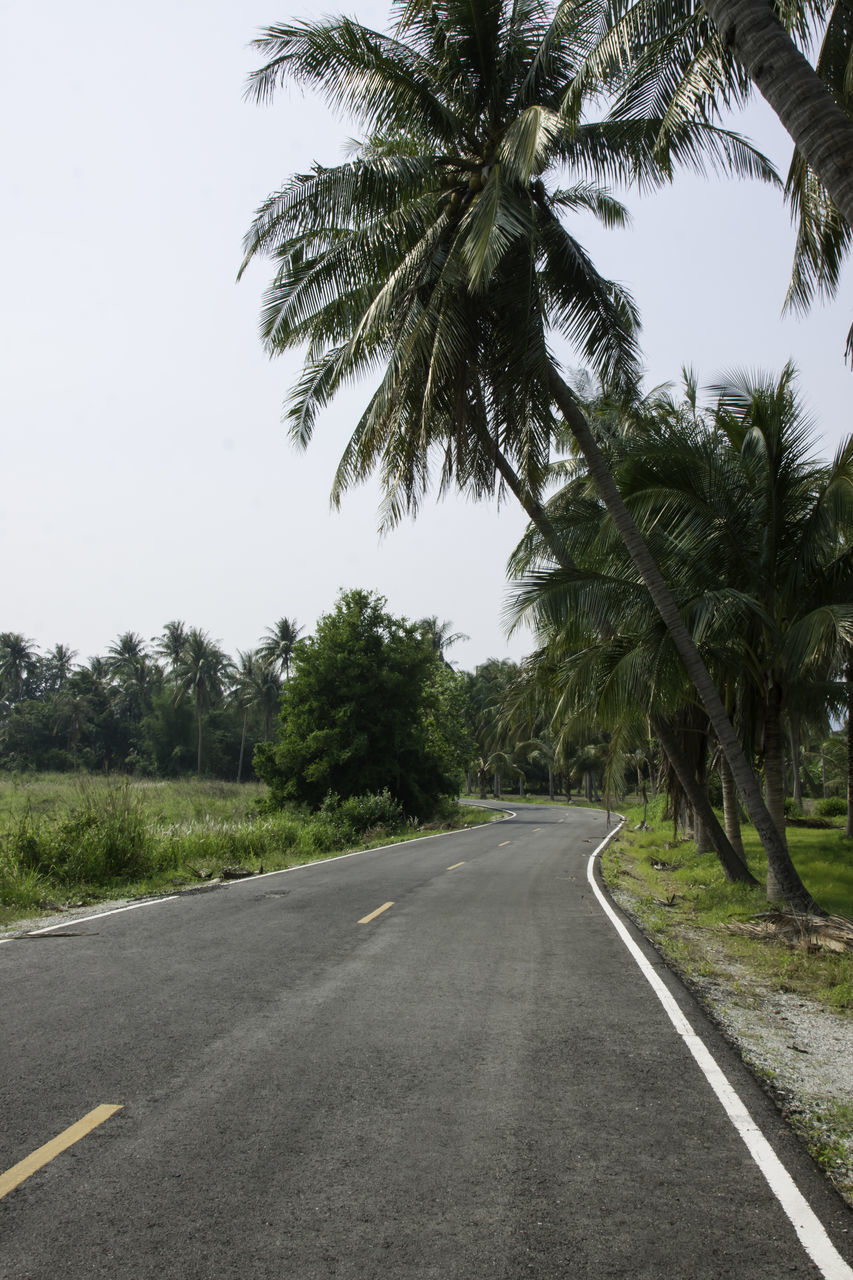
left=0, top=807, right=519, bottom=941
left=587, top=822, right=853, bottom=1280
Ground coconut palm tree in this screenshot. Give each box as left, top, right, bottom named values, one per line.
left=417, top=617, right=470, bottom=664
left=574, top=0, right=853, bottom=261
left=0, top=632, right=39, bottom=705
left=512, top=366, right=853, bottom=894
left=153, top=621, right=190, bottom=678
left=258, top=617, right=303, bottom=679
left=231, top=649, right=283, bottom=780
left=173, top=629, right=234, bottom=776
left=243, top=0, right=819, bottom=905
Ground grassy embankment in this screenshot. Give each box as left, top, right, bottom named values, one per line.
left=600, top=794, right=853, bottom=1009
left=0, top=773, right=497, bottom=927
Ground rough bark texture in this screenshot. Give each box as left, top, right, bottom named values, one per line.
left=702, top=0, right=853, bottom=228
left=548, top=370, right=816, bottom=909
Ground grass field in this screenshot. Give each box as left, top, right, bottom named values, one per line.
left=0, top=773, right=497, bottom=926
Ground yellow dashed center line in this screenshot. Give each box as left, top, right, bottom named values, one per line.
left=358, top=901, right=395, bottom=924
left=498, top=841, right=511, bottom=847
left=447, top=862, right=465, bottom=871
left=0, top=1105, right=123, bottom=1201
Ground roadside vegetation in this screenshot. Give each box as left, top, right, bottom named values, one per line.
left=0, top=774, right=495, bottom=929
left=603, top=796, right=853, bottom=1009
left=602, top=796, right=853, bottom=1201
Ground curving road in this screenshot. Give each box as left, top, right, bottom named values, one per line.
left=1, top=803, right=851, bottom=1278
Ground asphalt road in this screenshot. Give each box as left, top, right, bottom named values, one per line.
left=1, top=803, right=851, bottom=1278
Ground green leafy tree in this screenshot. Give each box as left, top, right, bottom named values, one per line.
left=255, top=590, right=461, bottom=817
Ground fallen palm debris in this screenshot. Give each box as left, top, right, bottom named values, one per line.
left=723, top=912, right=853, bottom=954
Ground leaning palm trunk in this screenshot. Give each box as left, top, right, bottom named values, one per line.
left=549, top=371, right=811, bottom=905
left=653, top=717, right=756, bottom=883
left=699, top=0, right=853, bottom=229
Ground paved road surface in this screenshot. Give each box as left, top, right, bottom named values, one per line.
left=1, top=803, right=851, bottom=1278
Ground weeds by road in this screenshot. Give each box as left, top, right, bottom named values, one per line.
left=0, top=773, right=497, bottom=927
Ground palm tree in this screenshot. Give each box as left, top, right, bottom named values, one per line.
left=576, top=0, right=853, bottom=257
left=513, top=366, right=853, bottom=894
left=258, top=617, right=303, bottom=679
left=417, top=616, right=470, bottom=666
left=242, top=1, right=817, bottom=904
left=231, top=649, right=283, bottom=780
left=153, top=621, right=190, bottom=678
left=0, top=632, right=39, bottom=705
left=173, top=629, right=234, bottom=776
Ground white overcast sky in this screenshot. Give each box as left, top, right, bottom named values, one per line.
left=2, top=0, right=850, bottom=672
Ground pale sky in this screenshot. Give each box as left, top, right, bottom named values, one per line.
left=2, top=0, right=850, bottom=672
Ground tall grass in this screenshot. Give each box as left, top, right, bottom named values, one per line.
left=0, top=774, right=494, bottom=922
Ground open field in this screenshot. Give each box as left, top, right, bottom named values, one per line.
left=0, top=773, right=497, bottom=926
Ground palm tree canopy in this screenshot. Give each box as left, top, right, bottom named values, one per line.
left=242, top=0, right=773, bottom=526
left=258, top=617, right=304, bottom=677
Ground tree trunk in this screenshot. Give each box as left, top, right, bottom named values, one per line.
left=719, top=751, right=746, bottom=863
left=763, top=684, right=789, bottom=900
left=549, top=371, right=815, bottom=910
left=695, top=811, right=713, bottom=855
left=788, top=711, right=803, bottom=809
left=196, top=702, right=203, bottom=778
left=237, top=711, right=248, bottom=783
left=652, top=718, right=756, bottom=884
left=840, top=660, right=845, bottom=839
left=701, top=0, right=853, bottom=229
left=547, top=765, right=554, bottom=801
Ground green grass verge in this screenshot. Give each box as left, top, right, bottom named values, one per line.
left=602, top=796, right=853, bottom=1011
left=0, top=774, right=498, bottom=927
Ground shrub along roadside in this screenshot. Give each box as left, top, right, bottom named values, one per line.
left=0, top=780, right=496, bottom=926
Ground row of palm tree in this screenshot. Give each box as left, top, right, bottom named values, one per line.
left=0, top=618, right=303, bottom=777
left=242, top=0, right=853, bottom=909
left=506, top=366, right=852, bottom=885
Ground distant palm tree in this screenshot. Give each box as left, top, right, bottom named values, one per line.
left=417, top=617, right=469, bottom=664
left=173, top=629, right=234, bottom=776
left=231, top=649, right=283, bottom=779
left=153, top=621, right=190, bottom=678
left=0, top=633, right=39, bottom=704
left=258, top=617, right=303, bottom=679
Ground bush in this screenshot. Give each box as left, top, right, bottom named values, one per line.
left=816, top=796, right=848, bottom=818
left=319, top=789, right=406, bottom=840
left=784, top=797, right=802, bottom=818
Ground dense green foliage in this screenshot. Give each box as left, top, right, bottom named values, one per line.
left=255, top=591, right=467, bottom=818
